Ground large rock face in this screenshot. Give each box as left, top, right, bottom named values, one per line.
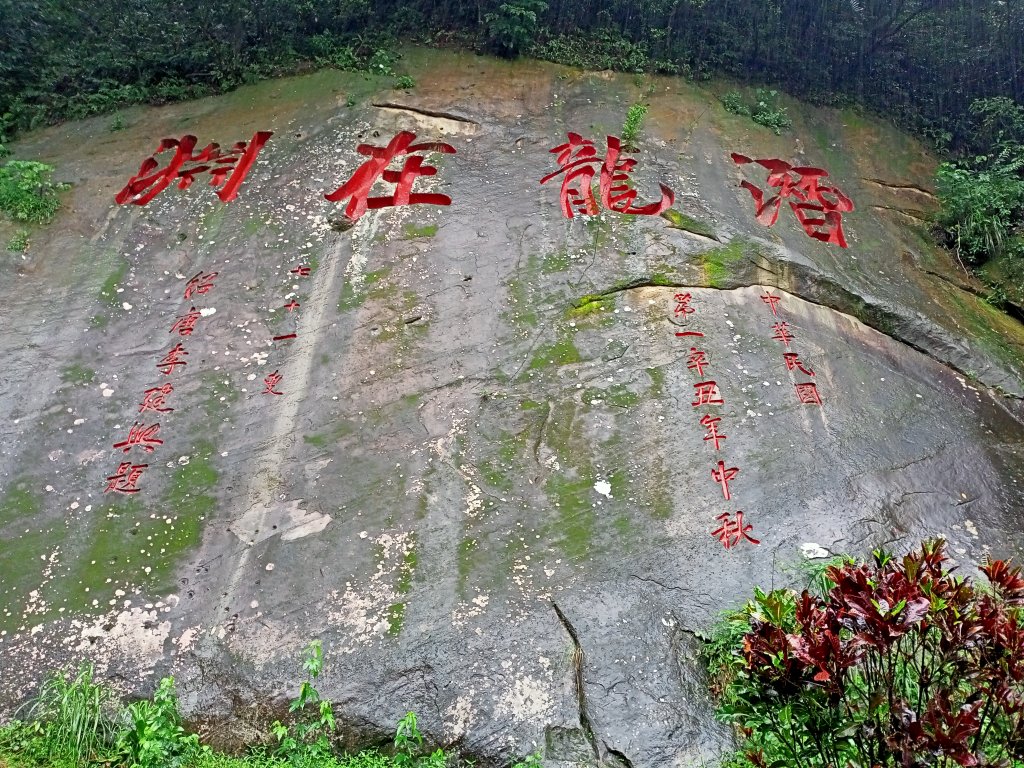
left=3, top=48, right=1024, bottom=766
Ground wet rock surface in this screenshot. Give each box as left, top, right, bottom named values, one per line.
left=3, top=48, right=1024, bottom=766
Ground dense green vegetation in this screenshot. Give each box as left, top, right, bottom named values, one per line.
left=701, top=541, right=1024, bottom=768
left=1, top=0, right=1019, bottom=152
left=935, top=97, right=1024, bottom=304
left=0, top=644, right=541, bottom=768
left=0, top=161, right=67, bottom=224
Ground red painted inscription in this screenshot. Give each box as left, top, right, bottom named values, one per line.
left=116, top=132, right=272, bottom=205
left=326, top=130, right=456, bottom=221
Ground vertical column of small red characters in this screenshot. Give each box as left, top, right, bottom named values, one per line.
left=760, top=291, right=822, bottom=406
left=104, top=271, right=218, bottom=494
left=672, top=292, right=760, bottom=551
left=261, top=263, right=311, bottom=399
left=105, top=130, right=272, bottom=494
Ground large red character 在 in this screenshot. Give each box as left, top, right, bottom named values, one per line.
left=116, top=132, right=272, bottom=206
left=326, top=131, right=456, bottom=221
left=731, top=154, right=854, bottom=247
left=541, top=133, right=674, bottom=218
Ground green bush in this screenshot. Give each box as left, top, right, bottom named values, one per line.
left=394, top=75, right=416, bottom=90
left=936, top=158, right=1024, bottom=265
left=22, top=664, right=117, bottom=764
left=936, top=99, right=1024, bottom=270
left=0, top=649, right=543, bottom=768
left=116, top=677, right=201, bottom=768
left=0, top=160, right=67, bottom=224
left=532, top=29, right=651, bottom=73
left=486, top=0, right=548, bottom=58
left=720, top=88, right=791, bottom=134
left=702, top=541, right=1024, bottom=768
left=721, top=91, right=750, bottom=117
left=750, top=89, right=792, bottom=134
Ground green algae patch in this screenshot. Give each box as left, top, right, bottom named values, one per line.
left=0, top=481, right=41, bottom=528
left=60, top=363, right=96, bottom=385
left=457, top=536, right=479, bottom=595
left=542, top=250, right=572, bottom=274
left=201, top=372, right=240, bottom=417
left=546, top=472, right=596, bottom=562
left=661, top=209, right=717, bottom=239
left=647, top=366, right=666, bottom=397
left=303, top=418, right=359, bottom=448
left=528, top=337, right=582, bottom=370
left=942, top=289, right=1024, bottom=382
left=338, top=267, right=390, bottom=312
left=648, top=271, right=678, bottom=286
left=403, top=222, right=438, bottom=239
left=582, top=383, right=640, bottom=409
left=568, top=294, right=614, bottom=317
left=98, top=257, right=130, bottom=308
left=62, top=443, right=217, bottom=614
left=396, top=541, right=418, bottom=595
left=386, top=602, right=406, bottom=636
left=478, top=429, right=528, bottom=493
left=700, top=240, right=749, bottom=288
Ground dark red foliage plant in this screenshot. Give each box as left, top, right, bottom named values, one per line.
left=704, top=540, right=1024, bottom=768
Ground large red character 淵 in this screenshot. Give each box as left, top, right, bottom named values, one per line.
left=116, top=132, right=272, bottom=206
left=541, top=133, right=674, bottom=218
left=326, top=130, right=456, bottom=221
left=731, top=154, right=854, bottom=247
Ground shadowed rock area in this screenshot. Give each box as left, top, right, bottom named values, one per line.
left=3, top=48, right=1024, bottom=767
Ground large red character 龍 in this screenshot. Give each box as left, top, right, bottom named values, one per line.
left=541, top=133, right=674, bottom=219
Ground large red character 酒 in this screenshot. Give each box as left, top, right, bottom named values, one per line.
left=731, top=154, right=854, bottom=247
left=326, top=130, right=456, bottom=221
left=116, top=132, right=273, bottom=206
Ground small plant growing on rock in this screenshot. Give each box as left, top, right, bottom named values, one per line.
left=116, top=676, right=201, bottom=768
left=271, top=639, right=336, bottom=762
left=7, top=228, right=29, bottom=251
left=704, top=540, right=1024, bottom=767
left=621, top=103, right=648, bottom=151
left=394, top=74, right=416, bottom=90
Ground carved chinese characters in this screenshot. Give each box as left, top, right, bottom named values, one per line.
left=116, top=133, right=272, bottom=205
left=326, top=130, right=456, bottom=221
left=105, top=272, right=217, bottom=493
left=672, top=292, right=760, bottom=550
left=761, top=290, right=823, bottom=406
left=541, top=133, right=674, bottom=218
left=731, top=153, right=854, bottom=247
left=262, top=261, right=315, bottom=398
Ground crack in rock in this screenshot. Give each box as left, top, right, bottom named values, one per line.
left=552, top=601, right=601, bottom=764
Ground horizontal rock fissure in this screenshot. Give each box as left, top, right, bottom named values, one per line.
left=371, top=102, right=479, bottom=125
left=861, top=178, right=937, bottom=199
left=870, top=204, right=929, bottom=222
